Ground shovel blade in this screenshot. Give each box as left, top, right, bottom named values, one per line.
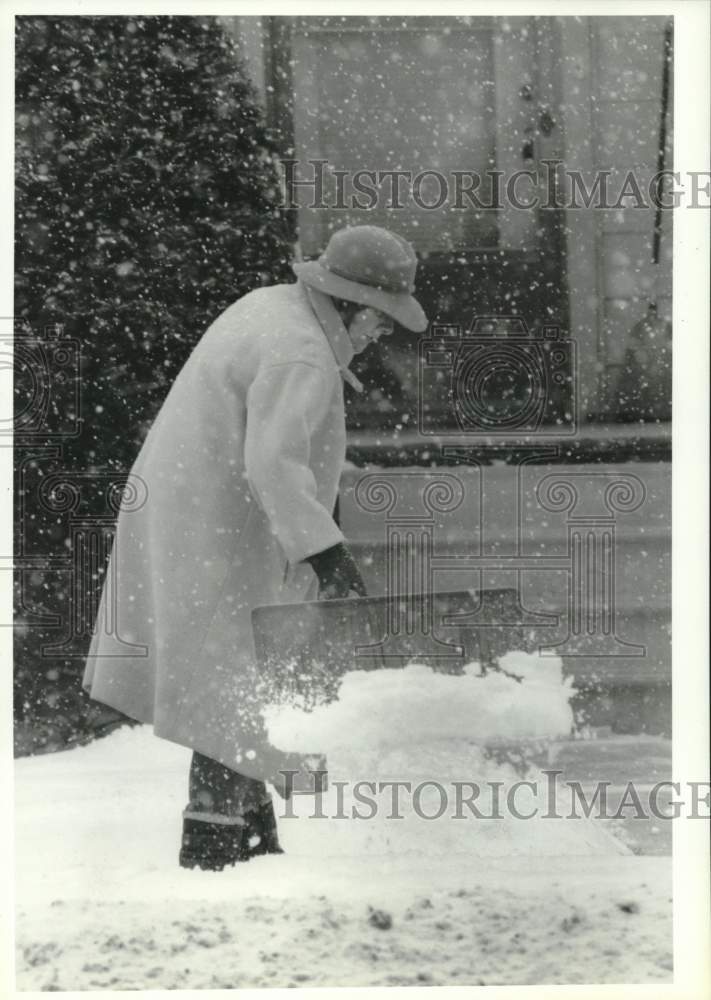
left=251, top=590, right=477, bottom=711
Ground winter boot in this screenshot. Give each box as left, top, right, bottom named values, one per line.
left=179, top=817, right=250, bottom=871
left=180, top=750, right=284, bottom=870
left=179, top=802, right=283, bottom=871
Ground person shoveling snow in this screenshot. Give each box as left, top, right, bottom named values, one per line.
left=82, top=225, right=428, bottom=870
left=80, top=222, right=628, bottom=872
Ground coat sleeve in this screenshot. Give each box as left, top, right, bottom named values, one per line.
left=244, top=361, right=345, bottom=564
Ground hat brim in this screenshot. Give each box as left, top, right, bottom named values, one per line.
left=293, top=261, right=428, bottom=333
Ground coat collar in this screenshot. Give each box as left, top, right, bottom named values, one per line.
left=300, top=281, right=364, bottom=393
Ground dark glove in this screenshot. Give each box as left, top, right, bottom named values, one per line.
left=305, top=542, right=367, bottom=600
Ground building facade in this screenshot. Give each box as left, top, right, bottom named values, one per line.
left=227, top=14, right=673, bottom=434
left=226, top=15, right=673, bottom=731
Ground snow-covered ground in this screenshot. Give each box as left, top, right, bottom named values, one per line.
left=15, top=657, right=673, bottom=989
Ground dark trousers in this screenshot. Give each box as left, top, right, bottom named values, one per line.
left=184, top=751, right=272, bottom=822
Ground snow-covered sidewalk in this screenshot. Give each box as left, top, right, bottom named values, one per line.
left=15, top=725, right=673, bottom=989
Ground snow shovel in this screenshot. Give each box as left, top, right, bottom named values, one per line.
left=250, top=588, right=561, bottom=789
left=251, top=589, right=478, bottom=705
left=249, top=589, right=475, bottom=792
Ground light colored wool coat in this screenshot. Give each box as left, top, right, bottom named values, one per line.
left=83, top=281, right=353, bottom=779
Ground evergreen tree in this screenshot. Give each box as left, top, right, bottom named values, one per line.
left=14, top=15, right=293, bottom=751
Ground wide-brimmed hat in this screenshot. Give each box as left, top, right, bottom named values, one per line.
left=293, top=225, right=428, bottom=332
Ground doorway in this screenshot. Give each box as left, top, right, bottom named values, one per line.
left=273, top=15, right=570, bottom=431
